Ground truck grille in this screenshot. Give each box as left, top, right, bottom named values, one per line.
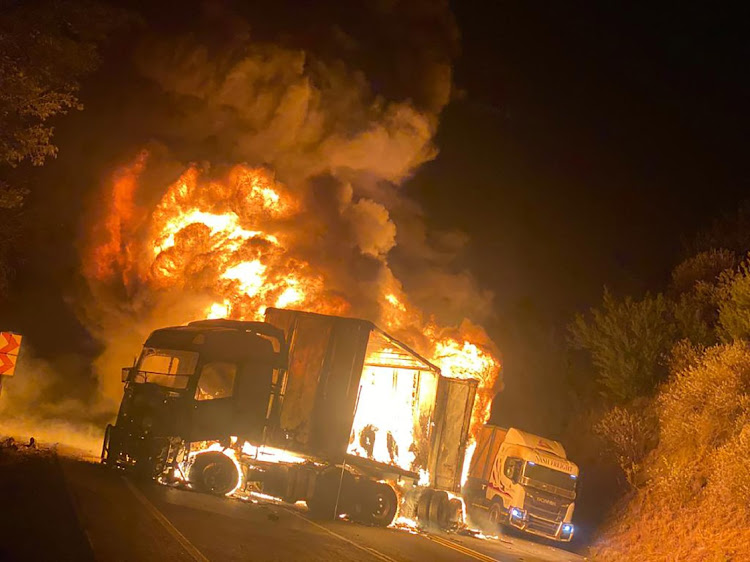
left=527, top=502, right=563, bottom=521
left=526, top=514, right=559, bottom=537
left=524, top=489, right=569, bottom=520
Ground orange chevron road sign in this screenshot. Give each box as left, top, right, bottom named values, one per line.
left=0, top=332, right=22, bottom=376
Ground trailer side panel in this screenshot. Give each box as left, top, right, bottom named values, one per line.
left=264, top=308, right=371, bottom=459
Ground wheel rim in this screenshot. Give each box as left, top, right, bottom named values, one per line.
left=489, top=505, right=502, bottom=524
left=372, top=492, right=391, bottom=520
left=203, top=462, right=234, bottom=493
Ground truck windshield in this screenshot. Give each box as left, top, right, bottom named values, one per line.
left=524, top=462, right=577, bottom=493
left=135, top=348, right=198, bottom=390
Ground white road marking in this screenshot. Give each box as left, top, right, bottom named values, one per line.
left=422, top=533, right=500, bottom=562
left=123, top=477, right=211, bottom=562
left=282, top=507, right=401, bottom=562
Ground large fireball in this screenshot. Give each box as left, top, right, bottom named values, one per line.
left=86, top=152, right=500, bottom=439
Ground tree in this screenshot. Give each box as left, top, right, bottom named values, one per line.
left=719, top=261, right=750, bottom=342
left=670, top=249, right=737, bottom=295
left=0, top=0, right=125, bottom=169
left=594, top=400, right=657, bottom=487
left=0, top=0, right=127, bottom=296
left=569, top=289, right=676, bottom=401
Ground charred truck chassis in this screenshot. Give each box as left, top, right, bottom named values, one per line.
left=102, top=309, right=477, bottom=528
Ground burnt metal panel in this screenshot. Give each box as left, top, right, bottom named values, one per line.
left=429, top=376, right=478, bottom=492
left=310, top=318, right=371, bottom=457
left=264, top=308, right=371, bottom=460
left=145, top=326, right=279, bottom=364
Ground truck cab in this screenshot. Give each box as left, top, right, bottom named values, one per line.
left=102, top=320, right=287, bottom=478
left=463, top=426, right=579, bottom=542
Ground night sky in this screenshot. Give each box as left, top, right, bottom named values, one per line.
left=411, top=2, right=749, bottom=431
left=3, top=1, right=749, bottom=432
left=420, top=1, right=748, bottom=319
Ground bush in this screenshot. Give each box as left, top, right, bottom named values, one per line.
left=594, top=400, right=657, bottom=487
left=569, top=290, right=676, bottom=401
left=659, top=342, right=750, bottom=456
left=671, top=249, right=737, bottom=294
left=593, top=342, right=750, bottom=561
left=719, top=261, right=750, bottom=341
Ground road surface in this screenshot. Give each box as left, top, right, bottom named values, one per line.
left=0, top=446, right=587, bottom=561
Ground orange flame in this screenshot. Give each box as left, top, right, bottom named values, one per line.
left=87, top=155, right=500, bottom=445
left=86, top=150, right=148, bottom=282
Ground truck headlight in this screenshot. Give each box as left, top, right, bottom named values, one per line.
left=561, top=523, right=574, bottom=538
left=510, top=507, right=526, bottom=520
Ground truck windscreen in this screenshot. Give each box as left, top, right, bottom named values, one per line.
left=135, top=348, right=198, bottom=389
left=524, top=462, right=577, bottom=493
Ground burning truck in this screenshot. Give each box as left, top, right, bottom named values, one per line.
left=103, top=308, right=476, bottom=528
left=102, top=307, right=579, bottom=540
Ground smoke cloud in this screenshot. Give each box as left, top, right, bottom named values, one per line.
left=76, top=1, right=499, bottom=412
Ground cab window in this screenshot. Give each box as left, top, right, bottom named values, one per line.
left=504, top=457, right=522, bottom=482
left=195, top=362, right=237, bottom=401
left=136, top=349, right=197, bottom=389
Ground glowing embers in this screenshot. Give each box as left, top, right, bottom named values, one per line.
left=348, top=331, right=438, bottom=473
left=183, top=442, right=244, bottom=497
left=241, top=442, right=307, bottom=465
left=179, top=439, right=309, bottom=499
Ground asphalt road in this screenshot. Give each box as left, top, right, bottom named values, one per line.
left=52, top=455, right=586, bottom=562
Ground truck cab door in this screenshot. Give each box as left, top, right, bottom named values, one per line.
left=189, top=360, right=274, bottom=443
left=189, top=361, right=237, bottom=441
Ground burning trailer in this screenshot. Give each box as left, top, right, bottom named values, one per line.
left=102, top=308, right=477, bottom=528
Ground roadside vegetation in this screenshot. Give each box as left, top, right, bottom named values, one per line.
left=569, top=209, right=750, bottom=560
left=0, top=0, right=128, bottom=294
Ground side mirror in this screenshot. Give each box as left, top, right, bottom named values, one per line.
left=121, top=367, right=132, bottom=382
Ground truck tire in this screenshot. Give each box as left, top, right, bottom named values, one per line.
left=354, top=481, right=398, bottom=527
left=428, top=490, right=450, bottom=528
left=488, top=499, right=505, bottom=529
left=447, top=498, right=463, bottom=525
left=416, top=489, right=434, bottom=524
left=307, top=467, right=355, bottom=520
left=189, top=451, right=240, bottom=496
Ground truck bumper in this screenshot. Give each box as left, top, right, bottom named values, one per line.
left=508, top=513, right=573, bottom=541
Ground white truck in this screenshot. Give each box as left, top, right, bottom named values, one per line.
left=462, top=425, right=579, bottom=541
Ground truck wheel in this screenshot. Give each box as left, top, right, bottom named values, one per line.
left=488, top=499, right=505, bottom=529
left=428, top=490, right=450, bottom=528
left=355, top=481, right=398, bottom=527
left=447, top=498, right=463, bottom=525
left=416, top=489, right=434, bottom=525
left=189, top=452, right=240, bottom=496
left=307, top=467, right=355, bottom=519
